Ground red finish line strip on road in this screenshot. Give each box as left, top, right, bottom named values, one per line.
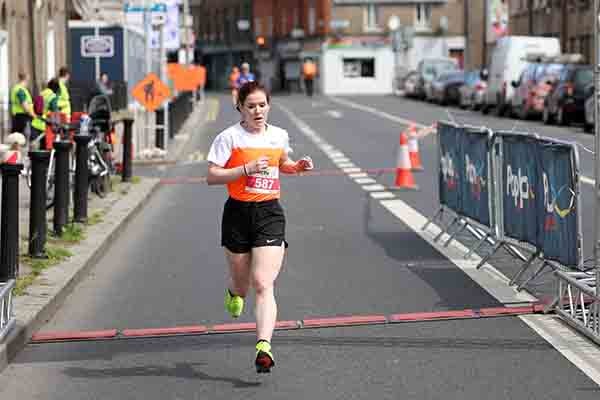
left=29, top=304, right=545, bottom=344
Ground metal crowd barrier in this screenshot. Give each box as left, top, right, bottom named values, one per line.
left=424, top=120, right=600, bottom=345
left=554, top=271, right=600, bottom=345
left=0, top=279, right=16, bottom=342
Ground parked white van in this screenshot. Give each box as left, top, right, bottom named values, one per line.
left=483, top=36, right=561, bottom=115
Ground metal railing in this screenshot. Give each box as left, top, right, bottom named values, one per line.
left=0, top=280, right=16, bottom=342
left=554, top=271, right=600, bottom=345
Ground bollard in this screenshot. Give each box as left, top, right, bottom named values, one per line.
left=122, top=117, right=134, bottom=182
left=53, top=141, right=72, bottom=236
left=0, top=163, right=24, bottom=281
left=28, top=151, right=51, bottom=258
left=155, top=109, right=165, bottom=149
left=73, top=135, right=92, bottom=223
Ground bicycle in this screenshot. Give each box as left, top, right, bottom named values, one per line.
left=21, top=118, right=78, bottom=209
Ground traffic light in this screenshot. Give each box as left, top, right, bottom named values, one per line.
left=256, top=36, right=266, bottom=47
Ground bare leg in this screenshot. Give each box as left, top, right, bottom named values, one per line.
left=251, top=245, right=285, bottom=342
left=225, top=249, right=251, bottom=297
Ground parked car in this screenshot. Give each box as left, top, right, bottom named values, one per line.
left=459, top=69, right=488, bottom=110
left=430, top=71, right=466, bottom=105
left=584, top=85, right=594, bottom=133
left=483, top=36, right=561, bottom=116
left=543, top=60, right=593, bottom=126
left=414, top=57, right=459, bottom=100
left=510, top=58, right=564, bottom=119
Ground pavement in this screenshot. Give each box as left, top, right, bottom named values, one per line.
left=0, top=99, right=209, bottom=373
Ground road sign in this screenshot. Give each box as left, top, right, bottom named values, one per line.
left=131, top=73, right=171, bottom=112
left=151, top=3, right=167, bottom=26
left=81, top=36, right=114, bottom=58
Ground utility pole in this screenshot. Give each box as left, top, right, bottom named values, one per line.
left=183, top=0, right=191, bottom=66
left=482, top=0, right=487, bottom=68
left=464, top=0, right=469, bottom=69
left=593, top=0, right=600, bottom=297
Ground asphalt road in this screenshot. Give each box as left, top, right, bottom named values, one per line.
left=0, top=94, right=598, bottom=399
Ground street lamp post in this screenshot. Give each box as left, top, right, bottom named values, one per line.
left=439, top=16, right=449, bottom=58
left=388, top=16, right=401, bottom=93
left=594, top=0, right=600, bottom=296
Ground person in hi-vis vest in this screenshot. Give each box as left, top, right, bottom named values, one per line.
left=302, top=58, right=317, bottom=97
left=30, top=79, right=60, bottom=145
left=10, top=72, right=36, bottom=134
left=57, top=67, right=71, bottom=121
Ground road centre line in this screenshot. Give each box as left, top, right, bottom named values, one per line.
left=328, top=96, right=597, bottom=186
left=277, top=102, right=600, bottom=387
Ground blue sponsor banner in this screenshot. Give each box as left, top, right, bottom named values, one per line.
left=438, top=123, right=462, bottom=214
left=460, top=129, right=491, bottom=227
left=536, top=141, right=580, bottom=267
left=500, top=134, right=539, bottom=247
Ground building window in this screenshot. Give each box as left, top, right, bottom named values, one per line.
left=308, top=1, right=316, bottom=34
left=280, top=9, right=287, bottom=35
left=255, top=17, right=262, bottom=36
left=267, top=16, right=273, bottom=37
left=364, top=4, right=379, bottom=30
left=343, top=58, right=375, bottom=78
left=293, top=8, right=299, bottom=29
left=415, top=4, right=431, bottom=29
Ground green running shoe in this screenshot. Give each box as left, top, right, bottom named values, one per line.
left=224, top=289, right=244, bottom=318
left=255, top=340, right=275, bottom=373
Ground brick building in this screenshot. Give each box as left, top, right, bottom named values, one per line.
left=509, top=0, right=594, bottom=63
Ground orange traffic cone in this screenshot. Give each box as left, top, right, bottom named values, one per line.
left=394, top=133, right=418, bottom=190
left=408, top=130, right=424, bottom=171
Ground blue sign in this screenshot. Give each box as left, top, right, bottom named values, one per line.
left=460, top=128, right=491, bottom=227
left=501, top=134, right=539, bottom=247
left=438, top=123, right=462, bottom=214
left=535, top=141, right=580, bottom=267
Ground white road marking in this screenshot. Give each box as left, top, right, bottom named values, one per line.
left=336, top=162, right=356, bottom=169
left=362, top=184, right=386, bottom=192
left=370, top=191, right=396, bottom=199
left=355, top=178, right=377, bottom=184
left=277, top=102, right=600, bottom=387
left=342, top=167, right=362, bottom=173
left=331, top=157, right=351, bottom=163
left=327, top=110, right=343, bottom=119
left=329, top=97, right=427, bottom=129
left=349, top=172, right=368, bottom=178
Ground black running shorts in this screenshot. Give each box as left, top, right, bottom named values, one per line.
left=221, top=197, right=287, bottom=253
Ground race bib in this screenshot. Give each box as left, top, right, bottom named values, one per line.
left=245, top=167, right=280, bottom=194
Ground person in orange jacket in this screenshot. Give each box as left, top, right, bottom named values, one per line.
left=302, top=58, right=317, bottom=97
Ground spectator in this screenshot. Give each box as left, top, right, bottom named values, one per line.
left=302, top=58, right=317, bottom=97
left=57, top=67, right=71, bottom=121
left=9, top=72, right=35, bottom=135
left=96, top=72, right=113, bottom=96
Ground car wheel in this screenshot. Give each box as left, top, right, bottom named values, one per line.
left=584, top=122, right=593, bottom=133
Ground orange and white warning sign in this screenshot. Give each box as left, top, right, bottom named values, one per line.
left=131, top=73, right=171, bottom=112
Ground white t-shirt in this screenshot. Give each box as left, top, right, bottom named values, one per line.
left=207, top=122, right=293, bottom=201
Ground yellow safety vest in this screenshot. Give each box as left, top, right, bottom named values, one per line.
left=31, top=88, right=57, bottom=132
left=10, top=83, right=32, bottom=116
left=58, top=80, right=71, bottom=117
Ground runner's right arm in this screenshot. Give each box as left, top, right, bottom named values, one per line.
left=207, top=157, right=269, bottom=185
